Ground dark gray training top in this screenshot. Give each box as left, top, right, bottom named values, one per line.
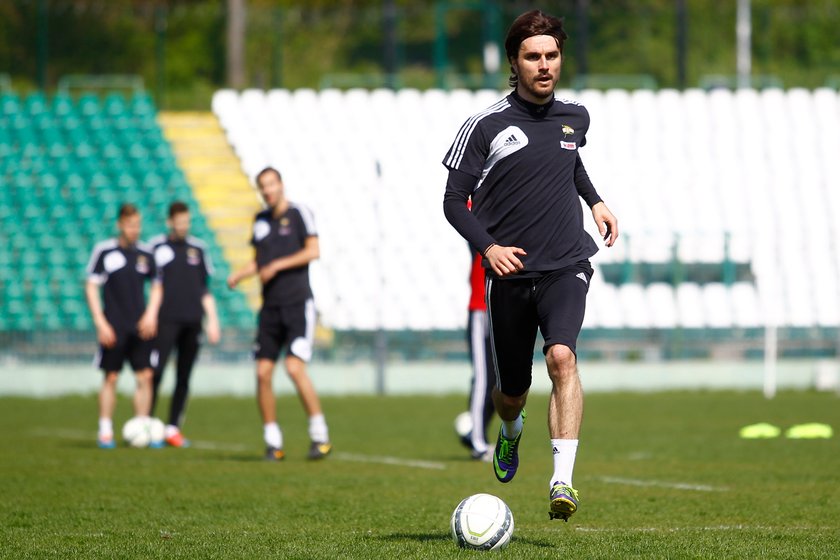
left=149, top=234, right=214, bottom=324
left=443, top=91, right=602, bottom=278
left=250, top=203, right=317, bottom=307
left=86, top=239, right=157, bottom=331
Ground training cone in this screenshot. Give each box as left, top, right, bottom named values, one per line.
left=738, top=423, right=781, bottom=439
left=785, top=423, right=833, bottom=439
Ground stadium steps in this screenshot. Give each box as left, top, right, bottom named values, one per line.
left=157, top=111, right=261, bottom=310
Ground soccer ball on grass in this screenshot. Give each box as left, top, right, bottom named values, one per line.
left=450, top=493, right=514, bottom=550
left=122, top=416, right=166, bottom=448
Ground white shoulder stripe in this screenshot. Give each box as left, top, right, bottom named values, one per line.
left=86, top=238, right=118, bottom=275
left=146, top=234, right=167, bottom=247
left=446, top=99, right=510, bottom=170
left=187, top=235, right=207, bottom=249
left=292, top=202, right=317, bottom=236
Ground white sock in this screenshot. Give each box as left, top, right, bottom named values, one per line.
left=98, top=418, right=113, bottom=438
left=501, top=413, right=523, bottom=439
left=308, top=414, right=329, bottom=443
left=164, top=424, right=180, bottom=438
left=551, top=439, right=579, bottom=487
left=264, top=422, right=283, bottom=449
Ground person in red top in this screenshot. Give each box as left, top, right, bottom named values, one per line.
left=459, top=251, right=496, bottom=461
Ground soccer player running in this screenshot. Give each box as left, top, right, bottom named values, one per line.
left=227, top=167, right=332, bottom=461
left=149, top=201, right=221, bottom=448
left=85, top=203, right=162, bottom=448
left=442, top=10, right=618, bottom=521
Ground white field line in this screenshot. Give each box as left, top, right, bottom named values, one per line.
left=333, top=452, right=446, bottom=471
left=575, top=525, right=832, bottom=533
left=596, top=476, right=728, bottom=492
left=31, top=428, right=446, bottom=470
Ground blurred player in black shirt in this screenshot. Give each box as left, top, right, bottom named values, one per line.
left=228, top=167, right=331, bottom=461
left=85, top=203, right=162, bottom=448
left=149, top=201, right=220, bottom=448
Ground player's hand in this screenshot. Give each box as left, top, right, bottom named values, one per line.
left=137, top=313, right=158, bottom=340
left=592, top=202, right=618, bottom=247
left=258, top=261, right=279, bottom=284
left=205, top=317, right=221, bottom=345
left=96, top=321, right=117, bottom=349
left=485, top=244, right=527, bottom=277
left=226, top=272, right=240, bottom=289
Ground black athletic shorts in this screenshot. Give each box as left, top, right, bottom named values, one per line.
left=95, top=329, right=155, bottom=374
left=254, top=299, right=316, bottom=362
left=486, top=260, right=593, bottom=397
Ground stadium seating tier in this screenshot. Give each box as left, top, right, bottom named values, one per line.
left=211, top=86, right=840, bottom=332
left=0, top=90, right=252, bottom=332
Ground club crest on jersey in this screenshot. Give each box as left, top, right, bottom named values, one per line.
left=278, top=217, right=292, bottom=236
left=187, top=247, right=201, bottom=266
left=136, top=255, right=150, bottom=274
left=562, top=124, right=575, bottom=136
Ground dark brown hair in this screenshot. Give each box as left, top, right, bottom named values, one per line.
left=504, top=10, right=568, bottom=88
left=118, top=203, right=139, bottom=220
left=168, top=200, right=189, bottom=218
left=256, top=166, right=282, bottom=185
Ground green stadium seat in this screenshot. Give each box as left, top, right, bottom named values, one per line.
left=38, top=172, right=60, bottom=191
left=126, top=141, right=149, bottom=160
left=115, top=171, right=138, bottom=190
left=24, top=92, right=48, bottom=116
left=52, top=92, right=76, bottom=117
left=103, top=92, right=128, bottom=117
left=4, top=276, right=25, bottom=300
left=60, top=114, right=82, bottom=132
left=78, top=93, right=101, bottom=117
left=47, top=139, right=69, bottom=158
left=73, top=140, right=97, bottom=160
left=131, top=92, right=156, bottom=117
left=101, top=143, right=124, bottom=160
left=110, top=114, right=134, bottom=132
left=67, top=313, right=92, bottom=331
left=0, top=93, right=21, bottom=116
left=10, top=113, right=30, bottom=131
left=85, top=113, right=106, bottom=131
left=0, top=143, right=11, bottom=159
left=33, top=113, right=57, bottom=132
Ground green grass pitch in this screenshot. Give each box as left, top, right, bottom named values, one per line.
left=1, top=389, right=839, bottom=559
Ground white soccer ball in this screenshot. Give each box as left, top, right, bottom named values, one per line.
left=454, top=411, right=473, bottom=438
left=450, top=493, right=514, bottom=550
left=148, top=417, right=165, bottom=447
left=122, top=416, right=152, bottom=448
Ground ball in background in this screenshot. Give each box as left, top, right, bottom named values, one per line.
left=148, top=417, right=165, bottom=447
left=454, top=411, right=472, bottom=438
left=122, top=416, right=152, bottom=448
left=450, top=493, right=514, bottom=550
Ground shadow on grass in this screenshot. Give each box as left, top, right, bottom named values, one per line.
left=378, top=533, right=556, bottom=549
left=377, top=532, right=452, bottom=543
left=510, top=536, right=557, bottom=548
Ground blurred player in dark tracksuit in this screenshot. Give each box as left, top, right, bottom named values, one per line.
left=149, top=201, right=220, bottom=448
left=458, top=251, right=496, bottom=461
